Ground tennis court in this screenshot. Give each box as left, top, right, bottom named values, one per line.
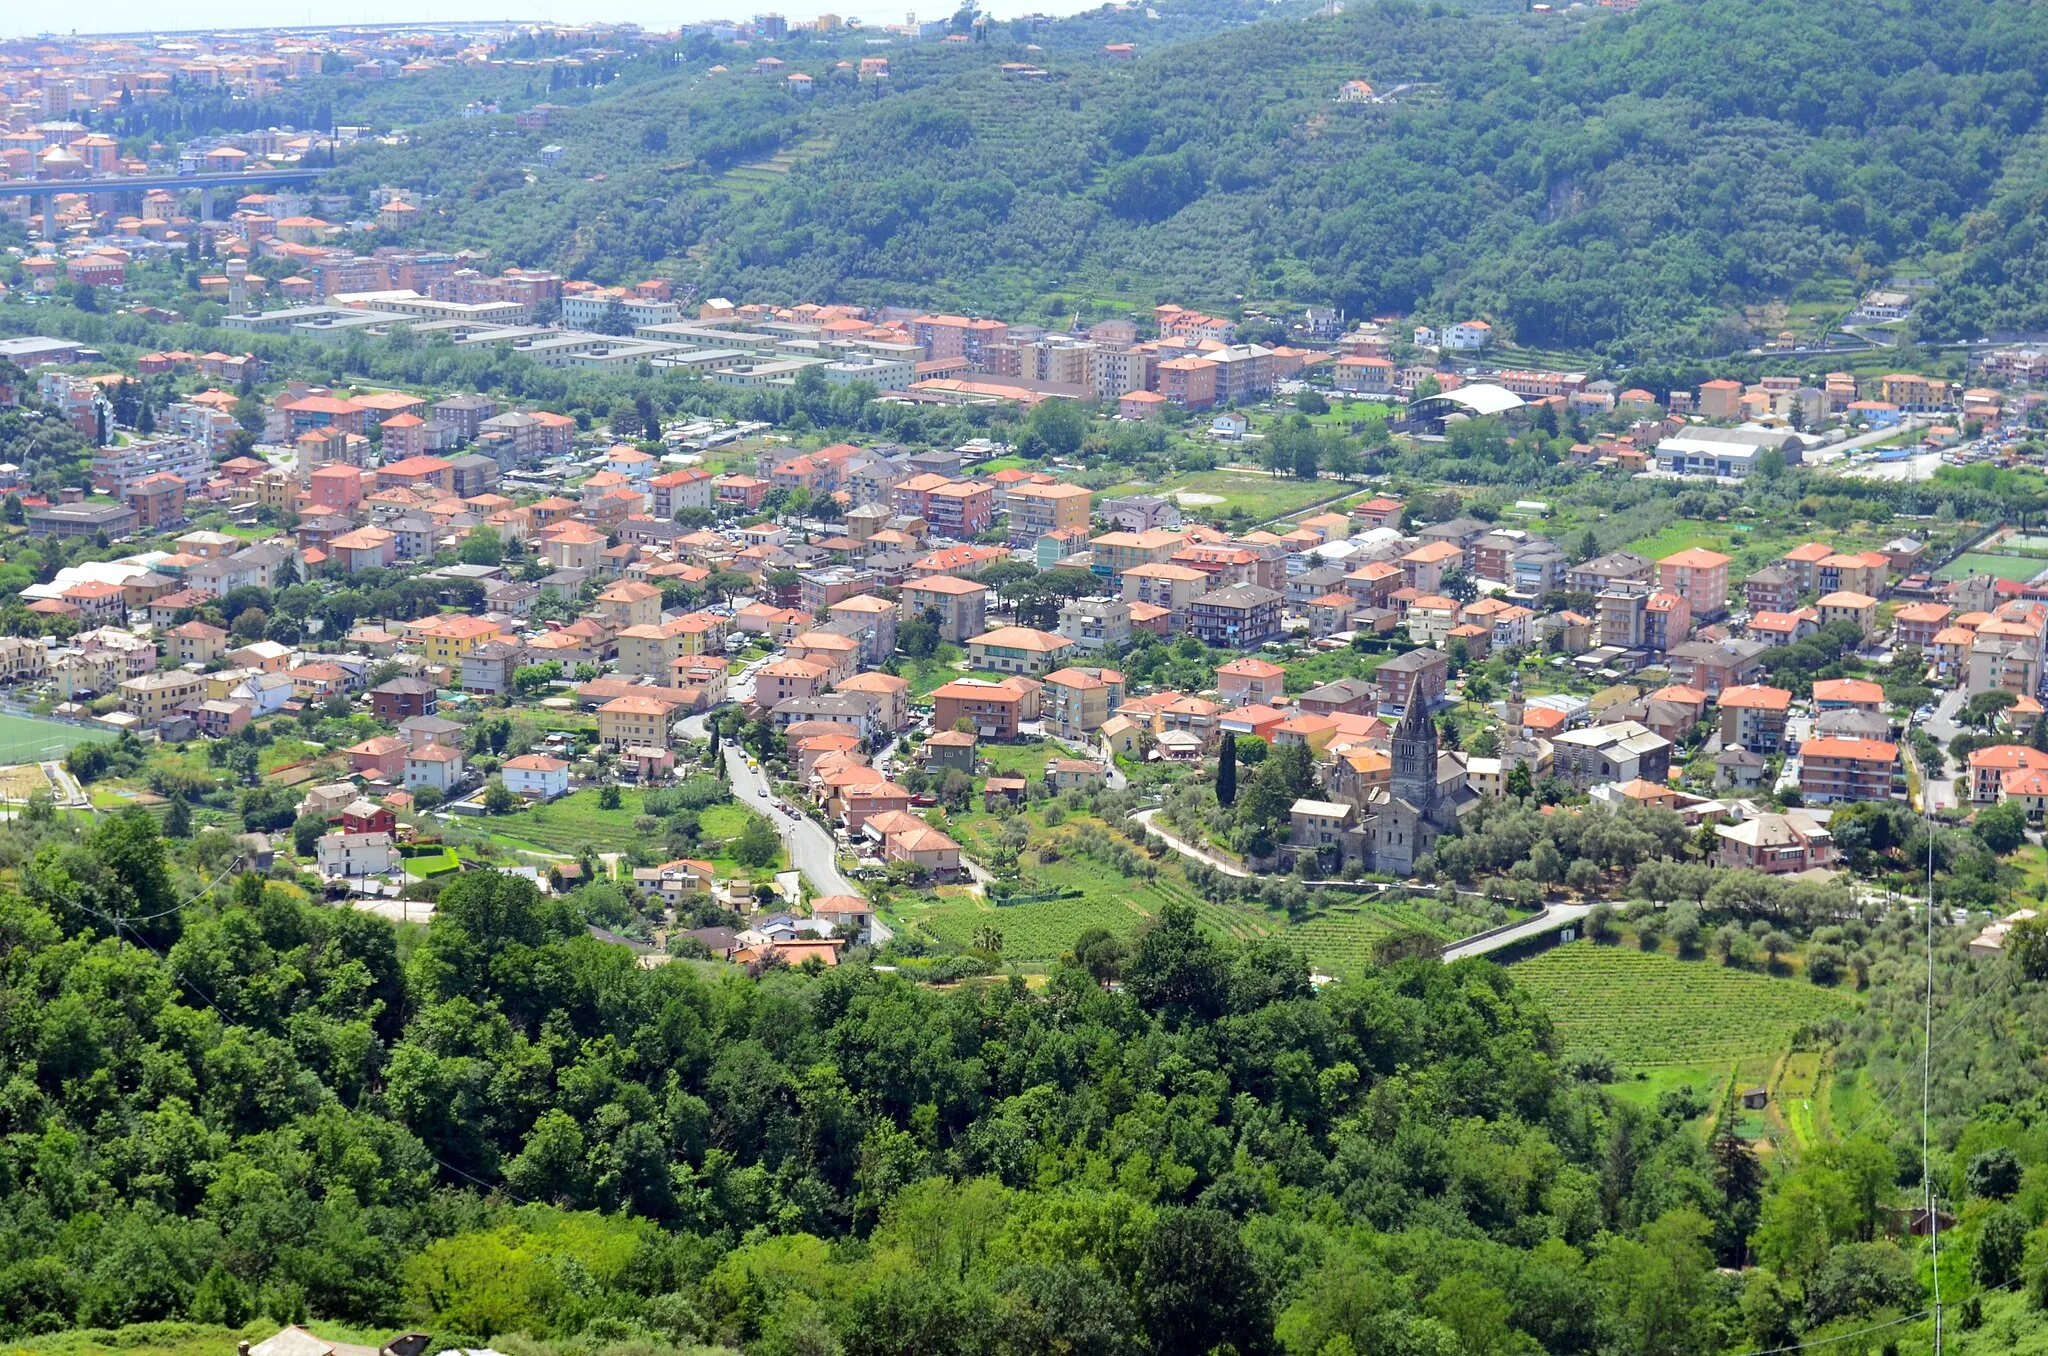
left=0, top=712, right=111, bottom=763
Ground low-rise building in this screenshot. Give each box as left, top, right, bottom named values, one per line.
left=1715, top=812, right=1836, bottom=874
left=317, top=831, right=395, bottom=878
left=930, top=677, right=1037, bottom=740
left=966, top=626, right=1075, bottom=676
left=501, top=752, right=570, bottom=800
left=404, top=743, right=467, bottom=793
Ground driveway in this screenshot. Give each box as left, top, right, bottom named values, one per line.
left=1130, top=807, right=1249, bottom=877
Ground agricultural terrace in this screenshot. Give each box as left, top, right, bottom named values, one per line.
left=1511, top=941, right=1857, bottom=1070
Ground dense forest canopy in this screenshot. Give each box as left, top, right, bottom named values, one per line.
left=0, top=814, right=1825, bottom=1354
left=312, top=0, right=2048, bottom=355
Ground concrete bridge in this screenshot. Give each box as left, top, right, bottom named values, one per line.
left=9, top=167, right=328, bottom=240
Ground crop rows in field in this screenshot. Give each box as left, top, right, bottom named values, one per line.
left=920, top=895, right=1141, bottom=960
left=1511, top=943, right=1856, bottom=1068
left=1280, top=900, right=1461, bottom=972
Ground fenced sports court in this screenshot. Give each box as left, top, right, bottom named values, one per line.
left=0, top=711, right=111, bottom=765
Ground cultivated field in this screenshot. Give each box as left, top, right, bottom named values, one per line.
left=1511, top=942, right=1857, bottom=1068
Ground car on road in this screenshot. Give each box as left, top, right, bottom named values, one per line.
left=757, top=786, right=769, bottom=797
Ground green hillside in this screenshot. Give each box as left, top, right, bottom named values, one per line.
left=306, top=0, right=2048, bottom=357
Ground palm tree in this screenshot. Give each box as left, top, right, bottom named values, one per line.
left=971, top=923, right=1005, bottom=954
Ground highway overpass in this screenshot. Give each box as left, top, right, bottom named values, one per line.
left=6, top=167, right=329, bottom=239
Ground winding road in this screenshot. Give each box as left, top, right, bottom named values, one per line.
left=1129, top=807, right=1593, bottom=961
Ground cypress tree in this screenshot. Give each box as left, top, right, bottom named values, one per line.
left=1217, top=735, right=1237, bottom=808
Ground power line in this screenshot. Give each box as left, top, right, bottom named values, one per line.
left=1723, top=1309, right=1931, bottom=1356
left=63, top=853, right=247, bottom=926
left=1924, top=756, right=1943, bottom=1356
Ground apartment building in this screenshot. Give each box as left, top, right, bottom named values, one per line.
left=1717, top=683, right=1792, bottom=753
left=1376, top=647, right=1449, bottom=714
left=967, top=626, right=1076, bottom=676
left=1091, top=528, right=1187, bottom=580
left=1043, top=666, right=1126, bottom=739
left=597, top=694, right=674, bottom=750
left=1188, top=583, right=1283, bottom=649
left=1657, top=548, right=1732, bottom=621
left=120, top=670, right=205, bottom=727
left=900, top=575, right=988, bottom=642
left=1007, top=481, right=1092, bottom=547
left=1800, top=737, right=1899, bottom=804
left=931, top=677, right=1035, bottom=740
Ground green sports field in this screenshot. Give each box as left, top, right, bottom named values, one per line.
left=0, top=712, right=112, bottom=763
left=1936, top=551, right=2045, bottom=583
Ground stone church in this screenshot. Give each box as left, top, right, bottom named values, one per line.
left=1345, top=695, right=1480, bottom=876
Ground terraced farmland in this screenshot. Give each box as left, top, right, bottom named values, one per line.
left=1280, top=895, right=1516, bottom=973
left=1511, top=943, right=1857, bottom=1068
left=900, top=862, right=1274, bottom=964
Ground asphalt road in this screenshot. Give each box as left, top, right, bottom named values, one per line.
left=1439, top=903, right=1594, bottom=962
left=677, top=698, right=880, bottom=937
left=1917, top=686, right=1968, bottom=811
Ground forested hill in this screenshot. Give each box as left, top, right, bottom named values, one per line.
left=0, top=837, right=1758, bottom=1354
left=331, top=0, right=2048, bottom=356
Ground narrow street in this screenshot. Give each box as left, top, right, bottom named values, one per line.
left=678, top=705, right=887, bottom=939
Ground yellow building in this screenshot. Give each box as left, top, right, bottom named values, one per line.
left=1007, top=481, right=1093, bottom=546
left=597, top=694, right=674, bottom=749
left=410, top=614, right=502, bottom=665
left=120, top=670, right=205, bottom=726
left=618, top=619, right=694, bottom=680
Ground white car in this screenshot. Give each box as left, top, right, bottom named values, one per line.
left=757, top=786, right=769, bottom=797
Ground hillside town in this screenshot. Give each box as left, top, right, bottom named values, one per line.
left=16, top=5, right=2048, bottom=1352
left=2, top=18, right=2048, bottom=975
left=1, top=279, right=2046, bottom=967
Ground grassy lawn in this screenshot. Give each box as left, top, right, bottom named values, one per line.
left=897, top=644, right=969, bottom=698
left=483, top=790, right=786, bottom=876
left=1604, top=1063, right=1731, bottom=1115
left=259, top=737, right=330, bottom=774
left=477, top=788, right=782, bottom=874
left=1297, top=399, right=1391, bottom=429
left=403, top=847, right=461, bottom=878
left=982, top=742, right=1061, bottom=779
left=1937, top=551, right=2045, bottom=583
left=1095, top=468, right=1360, bottom=524
left=1510, top=940, right=1857, bottom=1070
left=893, top=850, right=1251, bottom=964
left=698, top=801, right=790, bottom=877
left=0, top=712, right=111, bottom=763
